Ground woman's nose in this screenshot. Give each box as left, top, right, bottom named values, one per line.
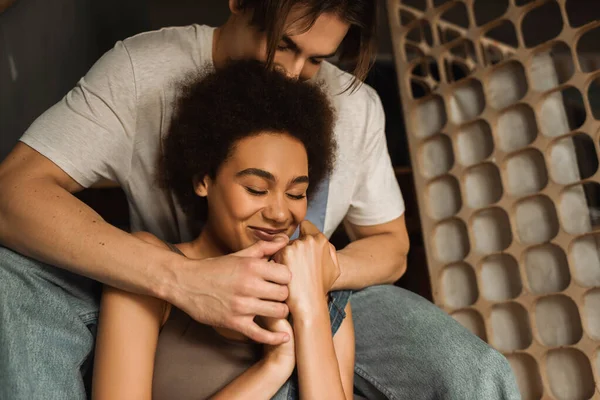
left=262, top=195, right=289, bottom=224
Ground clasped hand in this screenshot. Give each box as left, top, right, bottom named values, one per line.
left=261, top=220, right=340, bottom=368
left=272, top=220, right=340, bottom=316
left=172, top=221, right=338, bottom=348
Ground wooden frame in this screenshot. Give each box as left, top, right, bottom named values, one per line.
left=387, top=1, right=600, bottom=398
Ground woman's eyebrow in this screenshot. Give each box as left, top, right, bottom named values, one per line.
left=236, top=169, right=309, bottom=185
left=235, top=168, right=275, bottom=181
left=291, top=175, right=309, bottom=184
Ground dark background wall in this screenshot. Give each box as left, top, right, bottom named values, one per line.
left=0, top=0, right=151, bottom=160
left=1, top=0, right=97, bottom=161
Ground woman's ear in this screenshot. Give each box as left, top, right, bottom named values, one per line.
left=193, top=175, right=211, bottom=197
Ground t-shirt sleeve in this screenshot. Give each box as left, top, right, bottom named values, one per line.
left=20, top=41, right=137, bottom=187
left=345, top=89, right=405, bottom=226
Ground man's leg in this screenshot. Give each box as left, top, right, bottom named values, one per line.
left=352, top=285, right=520, bottom=400
left=0, top=246, right=100, bottom=400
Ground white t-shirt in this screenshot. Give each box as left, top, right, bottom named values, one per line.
left=20, top=25, right=404, bottom=242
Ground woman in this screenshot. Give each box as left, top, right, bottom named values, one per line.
left=91, top=60, right=354, bottom=399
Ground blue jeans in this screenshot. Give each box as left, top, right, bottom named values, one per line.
left=0, top=246, right=520, bottom=399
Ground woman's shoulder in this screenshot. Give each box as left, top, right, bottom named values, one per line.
left=103, top=231, right=175, bottom=326
left=101, top=283, right=172, bottom=330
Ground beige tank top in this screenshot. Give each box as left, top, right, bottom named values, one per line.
left=152, top=243, right=261, bottom=399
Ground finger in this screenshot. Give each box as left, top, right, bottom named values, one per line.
left=235, top=236, right=289, bottom=258
left=261, top=317, right=293, bottom=335
left=249, top=280, right=289, bottom=302
left=245, top=297, right=289, bottom=319
left=299, top=220, right=320, bottom=238
left=242, top=320, right=290, bottom=345
left=255, top=260, right=292, bottom=285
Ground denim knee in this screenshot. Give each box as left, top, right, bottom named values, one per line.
left=0, top=246, right=99, bottom=400
left=351, top=285, right=521, bottom=400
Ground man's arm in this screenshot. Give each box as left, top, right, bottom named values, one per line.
left=0, top=143, right=291, bottom=344
left=0, top=142, right=172, bottom=293
left=332, top=87, right=409, bottom=291
left=333, top=215, right=409, bottom=290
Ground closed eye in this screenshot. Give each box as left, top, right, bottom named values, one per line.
left=245, top=187, right=267, bottom=196
left=287, top=193, right=306, bottom=200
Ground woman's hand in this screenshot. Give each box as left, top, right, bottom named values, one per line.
left=273, top=221, right=340, bottom=317
left=211, top=317, right=296, bottom=399
left=260, top=317, right=295, bottom=376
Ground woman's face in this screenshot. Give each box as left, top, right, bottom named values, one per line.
left=198, top=133, right=309, bottom=252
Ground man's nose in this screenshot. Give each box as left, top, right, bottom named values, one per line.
left=274, top=58, right=303, bottom=80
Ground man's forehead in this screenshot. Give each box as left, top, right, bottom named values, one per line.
left=282, top=12, right=349, bottom=55
left=283, top=8, right=345, bottom=35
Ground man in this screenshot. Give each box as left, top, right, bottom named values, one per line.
left=0, top=0, right=519, bottom=398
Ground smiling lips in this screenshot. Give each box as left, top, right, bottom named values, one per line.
left=249, top=226, right=287, bottom=241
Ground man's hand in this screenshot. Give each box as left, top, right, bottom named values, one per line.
left=169, top=237, right=293, bottom=345
left=273, top=221, right=340, bottom=317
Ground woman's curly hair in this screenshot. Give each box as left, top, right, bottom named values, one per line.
left=159, top=60, right=337, bottom=222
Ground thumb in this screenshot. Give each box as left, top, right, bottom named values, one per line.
left=235, top=235, right=289, bottom=258
left=299, top=220, right=320, bottom=238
